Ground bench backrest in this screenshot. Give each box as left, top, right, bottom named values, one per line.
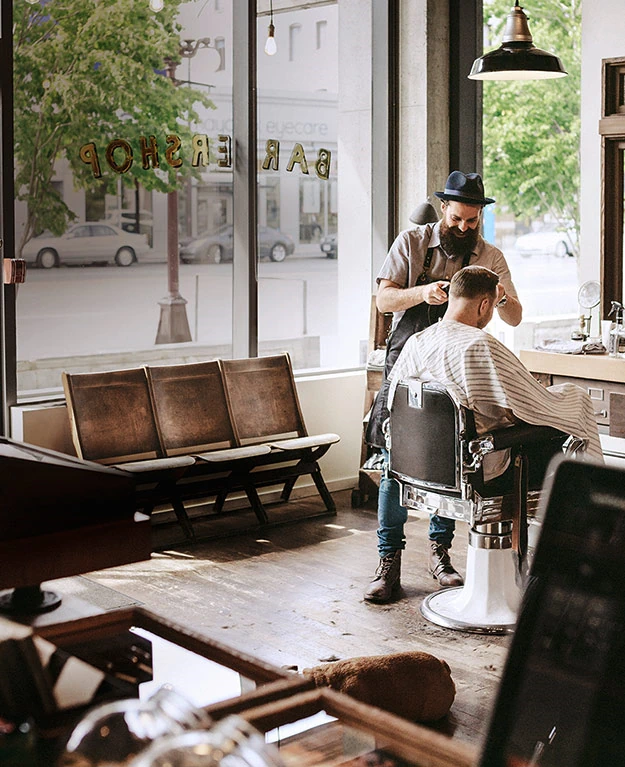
left=62, top=368, right=163, bottom=464
left=146, top=360, right=238, bottom=455
left=220, top=353, right=308, bottom=443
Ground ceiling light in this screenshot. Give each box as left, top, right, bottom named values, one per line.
left=468, top=1, right=567, bottom=81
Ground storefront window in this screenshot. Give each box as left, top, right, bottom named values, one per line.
left=483, top=0, right=582, bottom=350
left=13, top=0, right=234, bottom=395
left=10, top=0, right=373, bottom=396
left=256, top=1, right=371, bottom=370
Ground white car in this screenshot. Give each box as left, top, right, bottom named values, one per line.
left=514, top=224, right=576, bottom=258
left=22, top=222, right=150, bottom=268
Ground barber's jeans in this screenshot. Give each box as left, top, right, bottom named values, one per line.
left=376, top=448, right=455, bottom=558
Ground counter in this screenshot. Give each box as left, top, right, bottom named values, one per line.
left=519, top=350, right=625, bottom=385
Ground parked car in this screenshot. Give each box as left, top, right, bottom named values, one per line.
left=514, top=223, right=576, bottom=258
left=320, top=233, right=337, bottom=259
left=179, top=224, right=295, bottom=264
left=106, top=209, right=153, bottom=235
left=22, top=223, right=149, bottom=268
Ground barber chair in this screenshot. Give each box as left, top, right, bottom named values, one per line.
left=388, top=379, right=577, bottom=634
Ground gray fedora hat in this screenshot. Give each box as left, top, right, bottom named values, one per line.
left=434, top=171, right=495, bottom=206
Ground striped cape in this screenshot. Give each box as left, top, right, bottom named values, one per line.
left=387, top=319, right=603, bottom=462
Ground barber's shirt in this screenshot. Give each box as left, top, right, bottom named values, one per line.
left=377, top=222, right=519, bottom=330
left=387, top=319, right=603, bottom=463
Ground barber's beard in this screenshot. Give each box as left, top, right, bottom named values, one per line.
left=439, top=223, right=479, bottom=258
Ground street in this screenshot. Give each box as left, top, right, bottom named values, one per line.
left=15, top=248, right=578, bottom=362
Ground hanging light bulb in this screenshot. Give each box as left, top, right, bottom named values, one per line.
left=264, top=0, right=277, bottom=56
left=149, top=0, right=164, bottom=12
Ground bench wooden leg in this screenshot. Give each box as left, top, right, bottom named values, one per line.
left=170, top=493, right=196, bottom=541
left=311, top=466, right=336, bottom=513
left=280, top=476, right=298, bottom=502
left=243, top=483, right=269, bottom=525
left=214, top=490, right=228, bottom=514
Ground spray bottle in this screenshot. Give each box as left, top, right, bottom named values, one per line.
left=608, top=301, right=624, bottom=357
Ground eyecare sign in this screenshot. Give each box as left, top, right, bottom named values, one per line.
left=79, top=134, right=332, bottom=180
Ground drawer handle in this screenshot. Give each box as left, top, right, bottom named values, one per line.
left=594, top=409, right=608, bottom=418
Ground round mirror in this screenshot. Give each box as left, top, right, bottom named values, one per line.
left=578, top=280, right=601, bottom=309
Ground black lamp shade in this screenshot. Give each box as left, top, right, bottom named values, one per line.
left=469, top=42, right=568, bottom=81
left=469, top=2, right=568, bottom=82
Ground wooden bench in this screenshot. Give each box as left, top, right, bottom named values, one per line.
left=62, top=354, right=339, bottom=542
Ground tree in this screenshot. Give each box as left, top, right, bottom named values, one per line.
left=482, top=0, right=581, bottom=254
left=13, top=0, right=214, bottom=255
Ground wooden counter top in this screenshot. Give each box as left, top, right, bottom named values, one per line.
left=520, top=349, right=625, bottom=384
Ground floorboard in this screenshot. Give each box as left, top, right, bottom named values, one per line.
left=83, top=490, right=511, bottom=753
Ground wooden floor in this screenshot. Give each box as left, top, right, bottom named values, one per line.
left=81, top=490, right=511, bottom=754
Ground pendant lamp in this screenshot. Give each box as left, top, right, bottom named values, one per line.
left=468, top=1, right=567, bottom=81
left=264, top=0, right=277, bottom=56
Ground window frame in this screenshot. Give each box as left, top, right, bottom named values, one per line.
left=600, top=57, right=625, bottom=318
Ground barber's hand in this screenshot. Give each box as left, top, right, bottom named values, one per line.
left=422, top=281, right=450, bottom=305
left=496, top=284, right=507, bottom=308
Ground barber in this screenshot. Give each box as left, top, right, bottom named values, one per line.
left=364, top=171, right=522, bottom=604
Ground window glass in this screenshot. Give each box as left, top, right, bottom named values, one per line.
left=482, top=0, right=582, bottom=351
left=256, top=1, right=372, bottom=370
left=14, top=0, right=233, bottom=396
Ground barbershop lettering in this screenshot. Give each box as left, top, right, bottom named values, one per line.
left=80, top=135, right=331, bottom=180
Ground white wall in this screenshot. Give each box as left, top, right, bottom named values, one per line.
left=579, top=0, right=625, bottom=289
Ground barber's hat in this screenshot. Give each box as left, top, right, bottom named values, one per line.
left=434, top=171, right=495, bottom=206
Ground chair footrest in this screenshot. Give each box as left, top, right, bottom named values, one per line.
left=269, top=433, right=341, bottom=450
left=196, top=444, right=272, bottom=462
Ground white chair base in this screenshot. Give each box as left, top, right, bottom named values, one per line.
left=421, top=543, right=522, bottom=634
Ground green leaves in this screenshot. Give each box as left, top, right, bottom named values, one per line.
left=13, top=0, right=215, bottom=251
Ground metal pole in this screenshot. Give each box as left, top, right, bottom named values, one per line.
left=155, top=60, right=192, bottom=344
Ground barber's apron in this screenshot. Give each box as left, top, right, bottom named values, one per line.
left=365, top=247, right=472, bottom=448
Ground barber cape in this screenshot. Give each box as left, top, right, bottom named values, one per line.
left=387, top=319, right=603, bottom=464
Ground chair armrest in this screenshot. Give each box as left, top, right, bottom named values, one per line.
left=490, top=423, right=568, bottom=450
left=470, top=423, right=568, bottom=455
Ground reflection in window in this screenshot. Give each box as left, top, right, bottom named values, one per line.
left=215, top=37, right=226, bottom=71
left=13, top=0, right=234, bottom=394
left=289, top=23, right=301, bottom=62
left=257, top=4, right=371, bottom=370
left=316, top=20, right=327, bottom=50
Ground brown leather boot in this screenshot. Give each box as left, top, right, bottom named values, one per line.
left=364, top=550, right=402, bottom=603
left=428, top=542, right=463, bottom=588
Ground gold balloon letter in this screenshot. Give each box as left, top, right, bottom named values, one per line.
left=217, top=134, right=232, bottom=168
left=106, top=139, right=133, bottom=174
left=140, top=135, right=160, bottom=169
left=262, top=139, right=280, bottom=171
left=315, top=149, right=331, bottom=180
left=165, top=135, right=183, bottom=168
left=191, top=134, right=211, bottom=167
left=286, top=143, right=309, bottom=174
left=79, top=142, right=102, bottom=179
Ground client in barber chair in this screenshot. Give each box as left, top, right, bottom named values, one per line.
left=364, top=265, right=603, bottom=603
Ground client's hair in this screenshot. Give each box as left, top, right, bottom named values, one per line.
left=450, top=265, right=499, bottom=300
